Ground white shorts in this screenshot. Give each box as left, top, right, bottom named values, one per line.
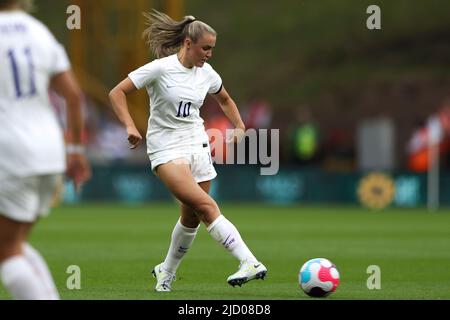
left=150, top=148, right=217, bottom=183
left=0, top=174, right=62, bottom=223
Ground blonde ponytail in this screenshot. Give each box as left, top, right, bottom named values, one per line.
left=142, top=9, right=216, bottom=58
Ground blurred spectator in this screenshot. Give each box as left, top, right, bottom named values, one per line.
left=406, top=98, right=450, bottom=172
left=286, top=107, right=321, bottom=165
left=87, top=108, right=146, bottom=164
left=244, top=97, right=272, bottom=129
left=322, top=126, right=355, bottom=171
left=406, top=119, right=430, bottom=172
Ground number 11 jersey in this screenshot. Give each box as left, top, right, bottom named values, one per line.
left=0, top=11, right=70, bottom=179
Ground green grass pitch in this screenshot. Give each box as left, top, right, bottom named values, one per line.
left=1, top=203, right=449, bottom=300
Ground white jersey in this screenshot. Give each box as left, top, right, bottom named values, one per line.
left=0, top=11, right=70, bottom=180
left=128, top=54, right=222, bottom=155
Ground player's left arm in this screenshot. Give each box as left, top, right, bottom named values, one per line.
left=213, top=86, right=245, bottom=142
left=212, top=86, right=246, bottom=142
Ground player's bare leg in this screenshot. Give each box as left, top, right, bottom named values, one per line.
left=152, top=180, right=210, bottom=292
left=156, top=160, right=221, bottom=225
left=154, top=160, right=267, bottom=289
left=0, top=216, right=55, bottom=299
left=22, top=223, right=60, bottom=299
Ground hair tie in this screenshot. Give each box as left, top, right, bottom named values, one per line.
left=185, top=15, right=196, bottom=24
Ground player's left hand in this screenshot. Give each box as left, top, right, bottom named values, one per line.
left=226, top=126, right=246, bottom=144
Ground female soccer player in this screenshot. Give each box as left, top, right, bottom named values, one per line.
left=0, top=0, right=91, bottom=299
left=109, top=9, right=267, bottom=292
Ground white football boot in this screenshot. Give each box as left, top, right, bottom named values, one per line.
left=152, top=263, right=176, bottom=292
left=227, top=260, right=267, bottom=287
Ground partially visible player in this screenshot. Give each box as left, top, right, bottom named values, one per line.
left=0, top=0, right=91, bottom=299
left=109, top=9, right=267, bottom=292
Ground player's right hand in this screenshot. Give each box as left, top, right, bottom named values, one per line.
left=127, top=126, right=142, bottom=149
left=66, top=153, right=91, bottom=193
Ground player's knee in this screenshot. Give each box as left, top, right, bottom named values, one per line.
left=0, top=241, right=22, bottom=263
left=192, top=200, right=219, bottom=220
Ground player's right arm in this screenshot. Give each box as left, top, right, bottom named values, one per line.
left=108, top=78, right=142, bottom=149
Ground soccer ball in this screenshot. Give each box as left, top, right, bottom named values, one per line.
left=298, top=258, right=340, bottom=297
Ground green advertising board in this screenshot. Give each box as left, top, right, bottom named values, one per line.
left=62, top=165, right=446, bottom=208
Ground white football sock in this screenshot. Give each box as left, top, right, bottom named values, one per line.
left=0, top=255, right=50, bottom=300
left=162, top=219, right=199, bottom=274
left=23, top=243, right=60, bottom=300
left=207, top=215, right=258, bottom=263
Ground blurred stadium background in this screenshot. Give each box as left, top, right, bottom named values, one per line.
left=2, top=0, right=450, bottom=300
left=32, top=0, right=450, bottom=209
